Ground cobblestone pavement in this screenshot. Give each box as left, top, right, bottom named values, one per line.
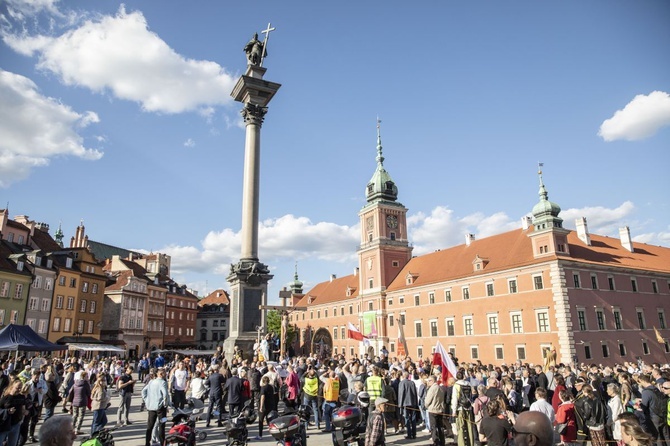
left=58, top=380, right=434, bottom=446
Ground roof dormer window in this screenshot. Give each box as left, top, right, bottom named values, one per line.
left=406, top=271, right=418, bottom=285
left=66, top=258, right=73, bottom=268
left=17, top=261, right=24, bottom=271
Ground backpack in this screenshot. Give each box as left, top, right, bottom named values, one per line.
left=458, top=384, right=472, bottom=410
left=649, top=387, right=668, bottom=420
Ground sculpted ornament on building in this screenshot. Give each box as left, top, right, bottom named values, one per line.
left=241, top=103, right=268, bottom=126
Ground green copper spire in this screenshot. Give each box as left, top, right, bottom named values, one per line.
left=290, top=261, right=303, bottom=294
left=366, top=118, right=398, bottom=203
left=531, top=163, right=563, bottom=230
left=54, top=221, right=64, bottom=248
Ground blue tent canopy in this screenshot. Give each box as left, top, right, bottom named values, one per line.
left=0, top=324, right=67, bottom=351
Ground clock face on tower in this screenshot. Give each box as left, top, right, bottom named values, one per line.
left=386, top=215, right=398, bottom=229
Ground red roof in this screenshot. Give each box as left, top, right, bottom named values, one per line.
left=198, top=289, right=230, bottom=306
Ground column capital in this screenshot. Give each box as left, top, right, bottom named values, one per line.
left=241, top=103, right=268, bottom=126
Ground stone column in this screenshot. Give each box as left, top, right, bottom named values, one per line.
left=223, top=63, right=281, bottom=360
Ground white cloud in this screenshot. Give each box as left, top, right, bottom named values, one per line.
left=160, top=215, right=359, bottom=277
left=0, top=68, right=103, bottom=187
left=408, top=206, right=519, bottom=256
left=561, top=201, right=635, bottom=235
left=157, top=202, right=658, bottom=285
left=183, top=138, right=195, bottom=148
left=3, top=0, right=62, bottom=21
left=4, top=6, right=236, bottom=114
left=599, top=91, right=670, bottom=141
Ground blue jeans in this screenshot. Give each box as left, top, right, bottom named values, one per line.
left=91, top=409, right=108, bottom=434
left=420, top=406, right=431, bottom=430
left=303, top=396, right=319, bottom=428
left=43, top=407, right=54, bottom=422
left=322, top=402, right=336, bottom=431
left=404, top=407, right=417, bottom=438
left=0, top=422, right=21, bottom=446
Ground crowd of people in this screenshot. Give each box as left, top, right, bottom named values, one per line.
left=0, top=345, right=668, bottom=446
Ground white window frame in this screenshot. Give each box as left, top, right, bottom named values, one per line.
left=445, top=317, right=455, bottom=337
left=508, top=278, right=518, bottom=294
left=430, top=319, right=438, bottom=337
left=444, top=289, right=452, bottom=302
left=486, top=282, right=495, bottom=297
left=494, top=344, right=504, bottom=361
left=516, top=344, right=526, bottom=361
left=414, top=320, right=423, bottom=338
left=470, top=345, right=479, bottom=360
left=510, top=311, right=523, bottom=334
left=533, top=274, right=544, bottom=290
left=488, top=314, right=499, bottom=335
left=462, top=286, right=470, bottom=300
left=463, top=315, right=474, bottom=336
left=536, top=309, right=550, bottom=332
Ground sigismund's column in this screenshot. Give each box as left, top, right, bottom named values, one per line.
left=223, top=26, right=281, bottom=360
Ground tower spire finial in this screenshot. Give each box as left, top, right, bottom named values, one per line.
left=376, top=117, right=384, bottom=166
left=294, top=261, right=299, bottom=280
left=537, top=162, right=548, bottom=200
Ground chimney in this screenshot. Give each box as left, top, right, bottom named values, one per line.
left=575, top=217, right=591, bottom=246
left=521, top=216, right=532, bottom=230
left=330, top=274, right=337, bottom=282
left=465, top=233, right=475, bottom=246
left=619, top=226, right=634, bottom=252
left=354, top=267, right=359, bottom=277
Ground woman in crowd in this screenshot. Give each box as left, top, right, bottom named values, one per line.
left=189, top=372, right=207, bottom=403
left=555, top=389, right=577, bottom=446
left=479, top=399, right=512, bottom=446
left=473, top=384, right=490, bottom=444
left=256, top=376, right=276, bottom=441
left=69, top=371, right=91, bottom=435
left=0, top=380, right=26, bottom=446
left=284, top=365, right=300, bottom=409
left=90, top=372, right=111, bottom=434
left=607, top=383, right=624, bottom=443
left=620, top=420, right=654, bottom=446
left=552, top=374, right=567, bottom=413
left=42, top=372, right=61, bottom=422
left=618, top=373, right=636, bottom=411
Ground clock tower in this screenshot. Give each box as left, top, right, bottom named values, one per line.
left=357, top=121, right=413, bottom=297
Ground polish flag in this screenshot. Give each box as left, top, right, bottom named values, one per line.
left=347, top=322, right=367, bottom=341
left=432, top=341, right=458, bottom=384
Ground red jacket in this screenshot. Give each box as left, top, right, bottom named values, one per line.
left=555, top=401, right=577, bottom=442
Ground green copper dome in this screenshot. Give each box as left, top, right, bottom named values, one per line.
left=531, top=167, right=563, bottom=230
left=366, top=120, right=398, bottom=203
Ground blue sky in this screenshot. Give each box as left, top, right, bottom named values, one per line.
left=1, top=0, right=669, bottom=302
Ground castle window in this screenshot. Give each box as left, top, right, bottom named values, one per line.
left=602, top=344, right=610, bottom=358
left=429, top=292, right=435, bottom=304
left=508, top=279, right=517, bottom=294
left=591, top=275, right=598, bottom=290
left=462, top=287, right=470, bottom=300
left=486, top=283, right=494, bottom=297
left=533, top=275, right=544, bottom=290
left=414, top=295, right=420, bottom=306
left=652, top=281, right=659, bottom=294
left=608, top=276, right=615, bottom=291
left=573, top=273, right=580, bottom=288
left=445, top=289, right=452, bottom=302
left=392, top=260, right=399, bottom=267
left=390, top=232, right=396, bottom=241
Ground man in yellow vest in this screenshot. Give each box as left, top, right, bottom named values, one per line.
left=365, top=366, right=385, bottom=408
left=302, top=368, right=320, bottom=429
left=320, top=370, right=340, bottom=433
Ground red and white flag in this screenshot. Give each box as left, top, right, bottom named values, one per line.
left=432, top=341, right=457, bottom=384
left=347, top=322, right=367, bottom=341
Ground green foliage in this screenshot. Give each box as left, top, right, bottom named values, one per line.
left=266, top=310, right=297, bottom=345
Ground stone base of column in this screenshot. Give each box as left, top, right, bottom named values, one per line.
left=225, top=260, right=273, bottom=361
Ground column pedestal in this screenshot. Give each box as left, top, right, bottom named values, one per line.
left=223, top=260, right=273, bottom=360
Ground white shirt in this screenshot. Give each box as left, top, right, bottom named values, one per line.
left=173, top=369, right=189, bottom=391
left=529, top=398, right=555, bottom=424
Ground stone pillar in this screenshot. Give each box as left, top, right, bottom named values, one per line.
left=223, top=63, right=281, bottom=360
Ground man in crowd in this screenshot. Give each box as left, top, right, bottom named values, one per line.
left=169, top=361, right=189, bottom=410
left=116, top=366, right=135, bottom=427
left=365, top=397, right=388, bottom=446
left=512, top=411, right=554, bottom=446
left=39, top=416, right=77, bottom=446
left=225, top=367, right=246, bottom=417
left=142, top=368, right=171, bottom=446
left=397, top=370, right=418, bottom=439
left=529, top=387, right=555, bottom=424
left=205, top=365, right=225, bottom=428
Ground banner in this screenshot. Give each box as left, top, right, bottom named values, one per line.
left=362, top=311, right=378, bottom=338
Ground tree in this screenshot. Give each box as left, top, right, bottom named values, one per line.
left=267, top=310, right=296, bottom=346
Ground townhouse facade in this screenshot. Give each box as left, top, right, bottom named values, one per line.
left=196, top=289, right=230, bottom=350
